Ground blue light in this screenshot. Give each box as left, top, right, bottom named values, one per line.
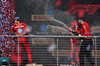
left=47, top=8, right=53, bottom=15
left=67, top=56, right=71, bottom=60
left=40, top=24, right=47, bottom=32
left=18, top=28, right=22, bottom=33
left=36, top=32, right=39, bottom=35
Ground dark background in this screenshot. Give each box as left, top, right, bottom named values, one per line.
left=13, top=0, right=100, bottom=66
left=14, top=0, right=100, bottom=35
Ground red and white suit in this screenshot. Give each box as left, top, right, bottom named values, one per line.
left=12, top=22, right=32, bottom=66
left=70, top=21, right=80, bottom=64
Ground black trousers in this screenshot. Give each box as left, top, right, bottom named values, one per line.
left=79, top=39, right=95, bottom=66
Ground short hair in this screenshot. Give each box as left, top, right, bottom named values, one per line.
left=13, top=17, right=21, bottom=23
left=14, top=17, right=20, bottom=21
left=77, top=18, right=86, bottom=22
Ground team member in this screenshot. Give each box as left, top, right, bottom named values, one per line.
left=70, top=18, right=95, bottom=66
left=70, top=21, right=80, bottom=64
left=12, top=17, right=32, bottom=66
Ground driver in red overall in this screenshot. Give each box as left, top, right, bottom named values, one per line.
left=70, top=21, right=80, bottom=64
left=12, top=17, right=32, bottom=66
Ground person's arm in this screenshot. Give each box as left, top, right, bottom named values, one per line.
left=69, top=27, right=81, bottom=36
left=25, top=24, right=30, bottom=35
left=80, top=24, right=89, bottom=36
left=70, top=21, right=78, bottom=35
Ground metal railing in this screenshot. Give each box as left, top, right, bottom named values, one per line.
left=1, top=35, right=100, bottom=66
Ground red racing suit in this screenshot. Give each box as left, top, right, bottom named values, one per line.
left=76, top=22, right=95, bottom=66
left=70, top=21, right=80, bottom=64
left=76, top=21, right=92, bottom=39
left=12, top=22, right=32, bottom=66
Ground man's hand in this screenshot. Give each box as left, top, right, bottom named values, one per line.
left=69, top=28, right=73, bottom=32
left=69, top=28, right=80, bottom=36
left=71, top=31, right=80, bottom=36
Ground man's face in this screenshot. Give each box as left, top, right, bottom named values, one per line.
left=77, top=19, right=82, bottom=27
left=78, top=19, right=84, bottom=24
left=14, top=20, right=18, bottom=24
left=78, top=20, right=82, bottom=23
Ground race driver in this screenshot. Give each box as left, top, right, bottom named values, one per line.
left=70, top=21, right=80, bottom=64
left=12, top=17, right=32, bottom=66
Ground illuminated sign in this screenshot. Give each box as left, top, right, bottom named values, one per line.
left=52, top=50, right=70, bottom=56
left=92, top=27, right=100, bottom=33
left=32, top=38, right=54, bottom=44
left=52, top=50, right=100, bottom=57
left=52, top=27, right=69, bottom=34
left=65, top=5, right=100, bottom=15
left=92, top=50, right=100, bottom=57
left=31, top=15, right=54, bottom=21
left=40, top=24, right=47, bottom=32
